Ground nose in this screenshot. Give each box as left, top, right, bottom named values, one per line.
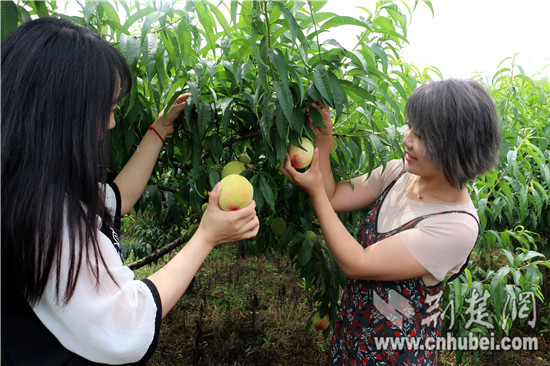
left=402, top=126, right=412, bottom=147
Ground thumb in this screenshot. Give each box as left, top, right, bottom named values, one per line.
left=208, top=183, right=222, bottom=208
left=309, top=147, right=320, bottom=170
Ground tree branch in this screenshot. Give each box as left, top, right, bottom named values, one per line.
left=127, top=235, right=189, bottom=270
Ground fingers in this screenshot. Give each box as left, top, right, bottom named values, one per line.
left=310, top=147, right=320, bottom=169
left=278, top=153, right=297, bottom=184
left=174, top=93, right=191, bottom=105
left=207, top=183, right=222, bottom=209
left=239, top=213, right=260, bottom=239
left=224, top=201, right=259, bottom=241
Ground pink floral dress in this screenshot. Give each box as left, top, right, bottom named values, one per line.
left=326, top=173, right=479, bottom=365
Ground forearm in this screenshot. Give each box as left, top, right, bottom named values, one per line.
left=315, top=135, right=338, bottom=200
left=309, top=188, right=365, bottom=276
left=114, top=120, right=166, bottom=215
left=147, top=232, right=214, bottom=318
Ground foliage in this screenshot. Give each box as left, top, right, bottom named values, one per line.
left=442, top=59, right=550, bottom=363
left=6, top=1, right=549, bottom=363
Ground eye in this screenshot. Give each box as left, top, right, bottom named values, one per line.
left=406, top=123, right=421, bottom=139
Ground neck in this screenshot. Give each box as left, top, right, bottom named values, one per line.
left=412, top=174, right=461, bottom=202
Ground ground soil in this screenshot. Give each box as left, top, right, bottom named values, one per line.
left=134, top=246, right=549, bottom=366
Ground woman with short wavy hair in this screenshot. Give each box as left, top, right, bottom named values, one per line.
left=280, top=78, right=501, bottom=365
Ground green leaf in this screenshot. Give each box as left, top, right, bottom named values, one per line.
left=176, top=16, right=193, bottom=67
left=196, top=102, right=211, bottom=140
left=160, top=30, right=178, bottom=69
left=272, top=2, right=307, bottom=48
left=369, top=134, right=387, bottom=163
left=307, top=84, right=323, bottom=102
left=320, top=15, right=370, bottom=32
left=268, top=48, right=290, bottom=88
left=142, top=33, right=158, bottom=80
left=313, top=64, right=333, bottom=107
left=339, top=80, right=373, bottom=101
left=33, top=0, right=49, bottom=17
left=273, top=81, right=295, bottom=129
left=259, top=175, right=276, bottom=211
left=209, top=134, right=223, bottom=164
left=274, top=132, right=288, bottom=166
left=101, top=2, right=120, bottom=27
left=122, top=8, right=156, bottom=34
left=205, top=2, right=232, bottom=36
left=328, top=72, right=345, bottom=122
left=524, top=264, right=541, bottom=293
left=514, top=250, right=544, bottom=267
left=141, top=11, right=163, bottom=40
left=309, top=107, right=324, bottom=127
left=196, top=2, right=218, bottom=57
left=452, top=278, right=463, bottom=312
left=119, top=33, right=141, bottom=65
left=259, top=100, right=274, bottom=149
left=298, top=238, right=314, bottom=266
left=369, top=43, right=389, bottom=72
left=249, top=175, right=263, bottom=213
left=275, top=104, right=289, bottom=140
left=1, top=1, right=18, bottom=41
left=490, top=267, right=510, bottom=314
left=219, top=97, right=233, bottom=134
left=502, top=249, right=514, bottom=266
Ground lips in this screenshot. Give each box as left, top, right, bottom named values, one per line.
left=405, top=152, right=417, bottom=162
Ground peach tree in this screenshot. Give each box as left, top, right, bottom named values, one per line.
left=6, top=0, right=548, bottom=348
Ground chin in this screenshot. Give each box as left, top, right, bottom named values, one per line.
left=404, top=160, right=417, bottom=173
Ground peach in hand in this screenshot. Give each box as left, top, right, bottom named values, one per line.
left=218, top=174, right=254, bottom=211
left=287, top=137, right=314, bottom=169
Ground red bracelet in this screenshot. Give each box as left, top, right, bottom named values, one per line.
left=149, top=125, right=166, bottom=146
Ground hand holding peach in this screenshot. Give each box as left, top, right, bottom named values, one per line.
left=196, top=183, right=259, bottom=247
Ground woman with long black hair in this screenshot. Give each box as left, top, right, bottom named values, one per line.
left=1, top=17, right=259, bottom=365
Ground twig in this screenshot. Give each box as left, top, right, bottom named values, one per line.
left=127, top=235, right=189, bottom=270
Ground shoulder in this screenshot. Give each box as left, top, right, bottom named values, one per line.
left=415, top=209, right=480, bottom=246
left=399, top=209, right=479, bottom=283
left=364, top=159, right=406, bottom=195
left=374, top=159, right=405, bottom=181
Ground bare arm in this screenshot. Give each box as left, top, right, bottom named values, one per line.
left=114, top=94, right=190, bottom=215
left=306, top=103, right=377, bottom=213
left=147, top=183, right=259, bottom=318
left=280, top=149, right=428, bottom=281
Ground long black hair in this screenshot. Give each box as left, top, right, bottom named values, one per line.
left=1, top=17, right=131, bottom=304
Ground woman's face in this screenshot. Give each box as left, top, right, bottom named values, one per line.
left=402, top=123, right=440, bottom=177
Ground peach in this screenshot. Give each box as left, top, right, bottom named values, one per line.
left=271, top=217, right=287, bottom=237
left=218, top=174, right=254, bottom=211
left=221, top=160, right=246, bottom=178
left=287, top=137, right=314, bottom=169
left=312, top=312, right=329, bottom=331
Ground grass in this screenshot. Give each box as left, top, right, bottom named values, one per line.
left=131, top=244, right=330, bottom=365
left=126, top=241, right=550, bottom=365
